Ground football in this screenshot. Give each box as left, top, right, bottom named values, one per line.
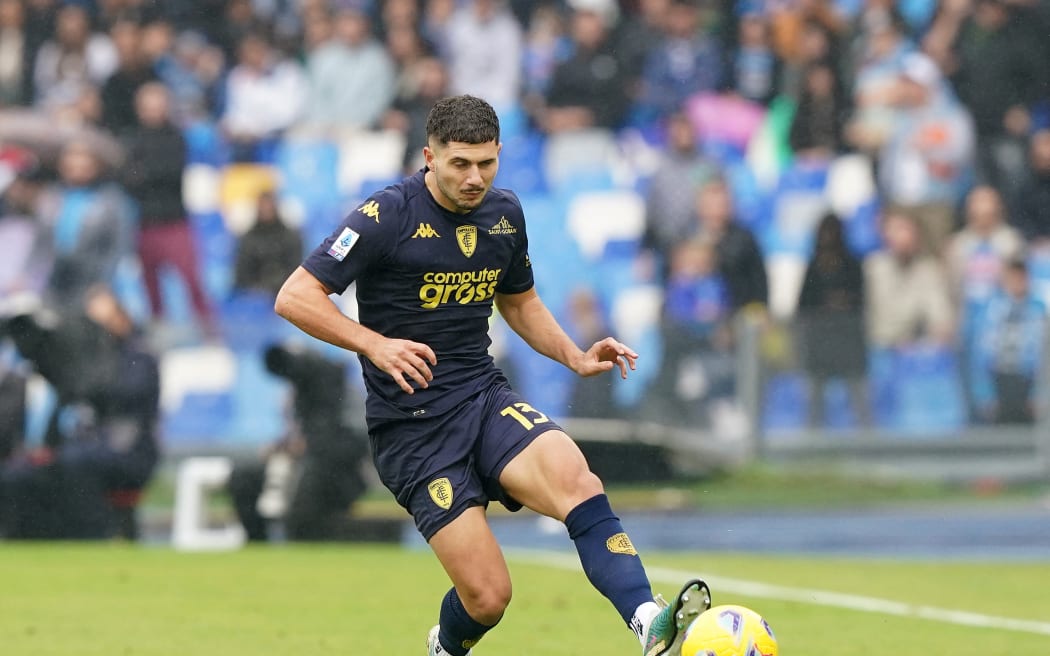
left=680, top=604, right=779, bottom=656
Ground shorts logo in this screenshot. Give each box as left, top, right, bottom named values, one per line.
left=606, top=532, right=638, bottom=556
left=412, top=223, right=441, bottom=239
left=488, top=216, right=517, bottom=235
left=357, top=200, right=380, bottom=223
left=327, top=227, right=359, bottom=261
left=428, top=477, right=454, bottom=510
left=456, top=225, right=477, bottom=258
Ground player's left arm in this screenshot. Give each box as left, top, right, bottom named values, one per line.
left=495, top=288, right=637, bottom=379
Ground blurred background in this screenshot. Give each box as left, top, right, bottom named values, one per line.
left=1, top=0, right=1049, bottom=545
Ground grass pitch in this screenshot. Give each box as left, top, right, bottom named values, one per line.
left=0, top=544, right=1047, bottom=655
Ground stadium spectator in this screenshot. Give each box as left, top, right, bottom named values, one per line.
left=945, top=186, right=1024, bottom=316
left=691, top=177, right=768, bottom=313
left=731, top=9, right=779, bottom=106
left=537, top=0, right=632, bottom=133
left=386, top=22, right=432, bottom=98
left=232, top=190, right=303, bottom=299
left=1014, top=129, right=1050, bottom=243
left=936, top=0, right=1046, bottom=202
left=153, top=29, right=225, bottom=124
left=100, top=19, right=158, bottom=135
left=439, top=0, right=522, bottom=110
left=384, top=54, right=449, bottom=172
left=121, top=82, right=215, bottom=335
left=564, top=288, right=619, bottom=419
left=32, top=4, right=117, bottom=112
left=635, top=0, right=724, bottom=126
left=796, top=213, right=869, bottom=428
left=520, top=2, right=571, bottom=104
left=37, top=139, right=133, bottom=306
left=945, top=185, right=1024, bottom=418
left=864, top=210, right=954, bottom=349
left=787, top=61, right=846, bottom=160
left=777, top=17, right=840, bottom=102
left=641, top=111, right=720, bottom=280
left=0, top=0, right=33, bottom=107
left=380, top=0, right=422, bottom=35
left=846, top=8, right=913, bottom=154
left=876, top=52, right=975, bottom=256
left=648, top=238, right=735, bottom=427
left=221, top=29, right=307, bottom=161
left=613, top=0, right=669, bottom=87
left=973, top=258, right=1047, bottom=425
left=302, top=2, right=395, bottom=132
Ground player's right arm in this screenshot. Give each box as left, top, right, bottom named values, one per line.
left=275, top=267, right=436, bottom=395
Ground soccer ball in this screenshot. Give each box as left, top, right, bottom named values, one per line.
left=680, top=604, right=778, bottom=656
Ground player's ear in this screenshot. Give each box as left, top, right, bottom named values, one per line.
left=422, top=145, right=434, bottom=167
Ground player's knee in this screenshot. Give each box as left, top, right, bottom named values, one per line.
left=460, top=579, right=512, bottom=625
left=567, top=469, right=604, bottom=507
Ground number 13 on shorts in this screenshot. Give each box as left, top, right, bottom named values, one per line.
left=500, top=402, right=549, bottom=430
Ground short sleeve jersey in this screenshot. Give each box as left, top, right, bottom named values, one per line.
left=302, top=169, right=534, bottom=422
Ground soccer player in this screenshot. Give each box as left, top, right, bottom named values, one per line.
left=275, top=94, right=710, bottom=656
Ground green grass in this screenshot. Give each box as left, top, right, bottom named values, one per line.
left=0, top=544, right=1046, bottom=655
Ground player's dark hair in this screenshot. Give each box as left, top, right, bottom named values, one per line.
left=425, top=95, right=500, bottom=146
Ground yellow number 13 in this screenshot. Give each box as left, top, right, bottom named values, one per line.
left=500, top=402, right=549, bottom=430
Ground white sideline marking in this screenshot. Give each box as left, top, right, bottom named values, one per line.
left=509, top=550, right=1050, bottom=637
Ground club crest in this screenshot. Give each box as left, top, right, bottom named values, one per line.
left=456, top=225, right=477, bottom=258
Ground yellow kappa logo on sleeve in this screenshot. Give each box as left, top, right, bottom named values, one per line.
left=428, top=477, right=454, bottom=510
left=606, top=532, right=638, bottom=555
left=357, top=200, right=381, bottom=223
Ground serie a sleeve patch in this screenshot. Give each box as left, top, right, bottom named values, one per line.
left=327, top=226, right=360, bottom=261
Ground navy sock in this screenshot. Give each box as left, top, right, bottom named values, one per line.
left=438, top=587, right=495, bottom=656
left=565, top=494, right=654, bottom=626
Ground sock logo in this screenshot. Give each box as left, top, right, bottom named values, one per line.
left=428, top=477, right=454, bottom=510
left=606, top=532, right=638, bottom=555
left=462, top=638, right=479, bottom=649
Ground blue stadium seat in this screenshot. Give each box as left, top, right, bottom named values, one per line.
left=218, top=292, right=295, bottom=353
left=163, top=391, right=235, bottom=444
left=275, top=138, right=341, bottom=209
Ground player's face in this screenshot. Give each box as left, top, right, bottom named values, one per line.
left=424, top=140, right=501, bottom=214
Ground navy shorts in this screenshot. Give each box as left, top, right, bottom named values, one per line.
left=369, top=383, right=562, bottom=541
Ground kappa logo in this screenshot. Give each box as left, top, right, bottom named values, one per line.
left=412, top=223, right=441, bottom=239
left=357, top=200, right=380, bottom=223
left=487, top=215, right=517, bottom=235
left=428, top=477, right=454, bottom=510
left=606, top=532, right=638, bottom=556
left=456, top=225, right=477, bottom=258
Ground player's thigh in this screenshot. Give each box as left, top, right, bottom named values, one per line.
left=498, top=429, right=603, bottom=522
left=428, top=506, right=512, bottom=618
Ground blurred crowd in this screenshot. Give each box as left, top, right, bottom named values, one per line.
left=0, top=0, right=1049, bottom=483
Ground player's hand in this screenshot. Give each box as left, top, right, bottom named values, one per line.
left=367, top=338, right=437, bottom=394
left=574, top=337, right=638, bottom=380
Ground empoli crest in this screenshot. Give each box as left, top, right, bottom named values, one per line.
left=357, top=200, right=381, bottom=223
left=428, top=477, right=454, bottom=510
left=606, top=532, right=638, bottom=555
left=456, top=225, right=477, bottom=258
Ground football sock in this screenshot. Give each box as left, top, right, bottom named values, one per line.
left=565, top=493, right=654, bottom=627
left=631, top=601, right=663, bottom=644
left=438, top=587, right=496, bottom=656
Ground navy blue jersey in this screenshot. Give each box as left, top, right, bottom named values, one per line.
left=302, top=169, right=534, bottom=422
